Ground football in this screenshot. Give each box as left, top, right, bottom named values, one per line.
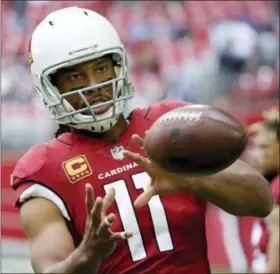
left=143, top=104, right=248, bottom=175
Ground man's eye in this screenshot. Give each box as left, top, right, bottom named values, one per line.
left=68, top=74, right=82, bottom=80
left=96, top=66, right=108, bottom=73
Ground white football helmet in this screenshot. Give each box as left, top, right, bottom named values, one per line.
left=29, top=7, right=134, bottom=133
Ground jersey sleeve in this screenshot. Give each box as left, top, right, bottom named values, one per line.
left=11, top=144, right=70, bottom=220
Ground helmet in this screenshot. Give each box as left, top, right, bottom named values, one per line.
left=29, top=7, right=134, bottom=133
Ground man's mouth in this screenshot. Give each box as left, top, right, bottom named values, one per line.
left=83, top=97, right=112, bottom=115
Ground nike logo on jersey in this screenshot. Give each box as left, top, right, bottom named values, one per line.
left=62, top=155, right=92, bottom=184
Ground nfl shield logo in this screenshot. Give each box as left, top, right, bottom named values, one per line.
left=111, top=146, right=124, bottom=160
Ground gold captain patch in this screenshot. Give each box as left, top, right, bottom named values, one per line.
left=62, top=155, right=92, bottom=184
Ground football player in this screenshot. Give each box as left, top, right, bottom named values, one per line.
left=11, top=7, right=273, bottom=274
left=249, top=108, right=279, bottom=273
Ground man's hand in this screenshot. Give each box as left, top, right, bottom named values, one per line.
left=79, top=184, right=133, bottom=260
left=123, top=134, right=198, bottom=208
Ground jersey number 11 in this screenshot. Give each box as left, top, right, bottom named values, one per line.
left=104, top=172, right=174, bottom=261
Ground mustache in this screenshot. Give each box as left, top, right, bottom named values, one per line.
left=69, top=78, right=113, bottom=92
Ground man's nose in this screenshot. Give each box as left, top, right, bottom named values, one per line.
left=87, top=73, right=99, bottom=86
left=84, top=74, right=100, bottom=94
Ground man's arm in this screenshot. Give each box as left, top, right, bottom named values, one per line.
left=266, top=205, right=279, bottom=273
left=20, top=198, right=102, bottom=274
left=122, top=136, right=274, bottom=217
left=190, top=160, right=274, bottom=217
left=20, top=184, right=131, bottom=274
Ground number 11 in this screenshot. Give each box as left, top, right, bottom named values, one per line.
left=104, top=172, right=173, bottom=261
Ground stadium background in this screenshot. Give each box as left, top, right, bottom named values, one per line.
left=1, top=1, right=279, bottom=273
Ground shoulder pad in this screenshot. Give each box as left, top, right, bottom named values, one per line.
left=11, top=144, right=47, bottom=189
left=138, top=100, right=192, bottom=121
left=160, top=100, right=192, bottom=111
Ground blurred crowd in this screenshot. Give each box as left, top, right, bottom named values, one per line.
left=2, top=1, right=279, bottom=150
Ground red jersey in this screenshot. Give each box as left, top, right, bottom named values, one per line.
left=11, top=100, right=210, bottom=274
left=272, top=175, right=280, bottom=205
left=251, top=175, right=279, bottom=272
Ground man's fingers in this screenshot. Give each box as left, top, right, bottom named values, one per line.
left=91, top=197, right=103, bottom=226
left=85, top=184, right=95, bottom=216
left=103, top=187, right=116, bottom=213
left=134, top=187, right=155, bottom=208
left=132, top=134, right=144, bottom=149
left=97, top=213, right=133, bottom=240
left=122, top=150, right=149, bottom=169
left=110, top=231, right=133, bottom=241
left=97, top=213, right=115, bottom=237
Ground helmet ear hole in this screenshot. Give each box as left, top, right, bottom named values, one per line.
left=113, top=53, right=121, bottom=63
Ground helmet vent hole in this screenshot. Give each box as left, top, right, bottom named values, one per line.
left=91, top=127, right=95, bottom=131
left=49, top=21, right=54, bottom=26
left=84, top=11, right=88, bottom=16
left=101, top=126, right=104, bottom=131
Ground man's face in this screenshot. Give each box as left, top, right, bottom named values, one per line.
left=54, top=55, right=116, bottom=115
left=249, top=130, right=279, bottom=175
